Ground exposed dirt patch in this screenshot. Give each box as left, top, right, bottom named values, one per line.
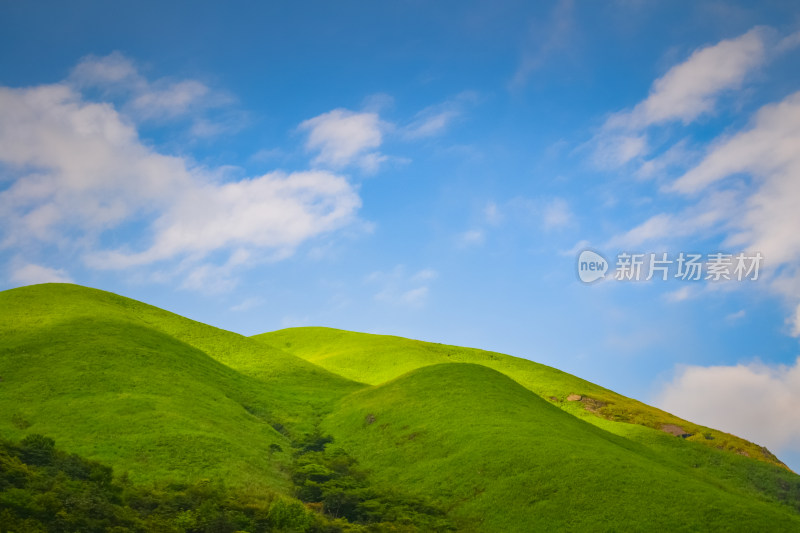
left=661, top=424, right=693, bottom=438
left=365, top=413, right=376, bottom=425
left=566, top=394, right=582, bottom=401
left=580, top=397, right=607, bottom=412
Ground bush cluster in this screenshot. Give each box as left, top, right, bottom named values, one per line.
left=0, top=434, right=454, bottom=532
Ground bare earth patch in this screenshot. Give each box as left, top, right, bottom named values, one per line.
left=662, top=424, right=693, bottom=438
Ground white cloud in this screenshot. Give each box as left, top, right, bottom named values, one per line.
left=70, top=51, right=139, bottom=86
left=0, top=83, right=194, bottom=246
left=411, top=268, right=438, bottom=282
left=610, top=27, right=769, bottom=129
left=369, top=265, right=436, bottom=307
left=606, top=189, right=738, bottom=249
left=89, top=170, right=360, bottom=268
left=130, top=80, right=212, bottom=120
left=484, top=201, right=502, bottom=225
left=618, top=92, right=800, bottom=329
left=404, top=108, right=459, bottom=139
left=656, top=358, right=800, bottom=458
left=592, top=134, right=648, bottom=168
left=70, top=52, right=232, bottom=123
left=299, top=108, right=385, bottom=171
left=398, top=286, right=428, bottom=306
left=230, top=297, right=263, bottom=312
left=180, top=262, right=240, bottom=294
left=664, top=286, right=693, bottom=303
left=636, top=140, right=698, bottom=181
left=600, top=25, right=800, bottom=334
left=776, top=30, right=800, bottom=53
left=509, top=0, right=575, bottom=90
left=542, top=198, right=573, bottom=229
left=457, top=229, right=486, bottom=248
left=9, top=263, right=73, bottom=285
left=0, top=68, right=363, bottom=290
left=790, top=305, right=800, bottom=337
left=458, top=196, right=573, bottom=250
left=402, top=92, right=476, bottom=139
left=594, top=28, right=770, bottom=169
left=726, top=309, right=746, bottom=321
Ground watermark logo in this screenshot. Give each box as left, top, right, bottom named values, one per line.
left=577, top=249, right=608, bottom=283
left=577, top=250, right=763, bottom=284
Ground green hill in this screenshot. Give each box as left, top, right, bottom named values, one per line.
left=0, top=284, right=363, bottom=488
left=257, top=327, right=787, bottom=468
left=1, top=284, right=799, bottom=532
left=322, top=363, right=800, bottom=531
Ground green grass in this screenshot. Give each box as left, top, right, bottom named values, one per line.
left=322, top=363, right=800, bottom=532
left=258, top=327, right=788, bottom=469
left=2, top=284, right=800, bottom=531
left=0, top=284, right=363, bottom=489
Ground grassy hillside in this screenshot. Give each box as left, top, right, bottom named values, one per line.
left=0, top=284, right=363, bottom=488
left=258, top=327, right=787, bottom=468
left=322, top=363, right=800, bottom=532
left=2, top=284, right=799, bottom=531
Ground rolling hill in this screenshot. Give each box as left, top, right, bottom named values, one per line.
left=0, top=284, right=363, bottom=488
left=1, top=284, right=799, bottom=531
left=322, top=363, right=800, bottom=531
left=257, top=327, right=788, bottom=468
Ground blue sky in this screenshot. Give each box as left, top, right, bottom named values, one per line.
left=2, top=1, right=800, bottom=470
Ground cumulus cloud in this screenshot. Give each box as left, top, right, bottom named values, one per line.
left=0, top=83, right=193, bottom=246
left=0, top=66, right=362, bottom=289
left=657, top=358, right=800, bottom=457
left=89, top=170, right=360, bottom=268
left=10, top=263, right=73, bottom=285
left=299, top=109, right=386, bottom=171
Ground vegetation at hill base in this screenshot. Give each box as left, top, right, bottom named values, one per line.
left=0, top=433, right=452, bottom=532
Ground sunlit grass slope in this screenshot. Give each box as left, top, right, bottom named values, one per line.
left=0, top=284, right=363, bottom=487
left=3, top=284, right=799, bottom=531
left=258, top=327, right=787, bottom=468
left=322, top=363, right=800, bottom=532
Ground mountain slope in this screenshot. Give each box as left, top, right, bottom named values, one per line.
left=0, top=284, right=364, bottom=487
left=257, top=327, right=787, bottom=468
left=2, top=284, right=799, bottom=531
left=322, top=363, right=800, bottom=532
